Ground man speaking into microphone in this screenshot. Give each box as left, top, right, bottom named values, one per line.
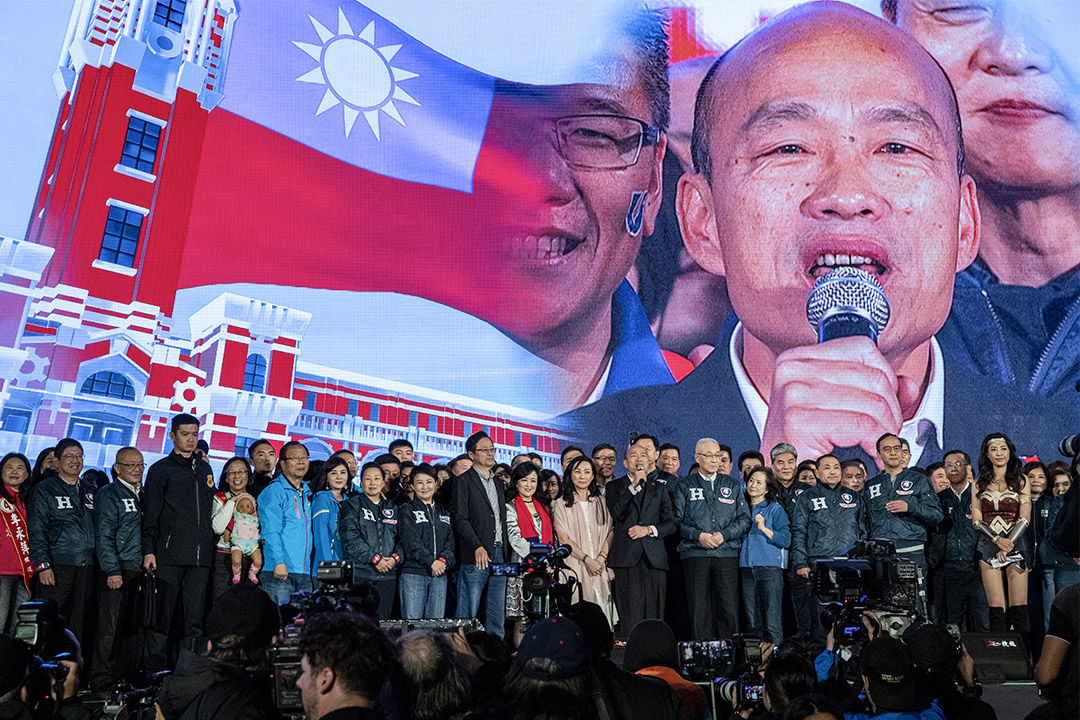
left=568, top=1, right=1065, bottom=466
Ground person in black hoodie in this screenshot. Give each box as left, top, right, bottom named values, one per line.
left=904, top=623, right=995, bottom=720
left=397, top=463, right=454, bottom=620
left=27, top=437, right=95, bottom=645
left=247, top=439, right=277, bottom=498
left=142, top=413, right=217, bottom=672
left=339, top=463, right=402, bottom=620
left=156, top=583, right=281, bottom=720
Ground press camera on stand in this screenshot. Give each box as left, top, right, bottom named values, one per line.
left=490, top=542, right=577, bottom=626
left=813, top=539, right=922, bottom=680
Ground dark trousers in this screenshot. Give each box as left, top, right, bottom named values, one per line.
left=36, top=564, right=93, bottom=644
left=146, top=564, right=210, bottom=672
left=944, top=567, right=990, bottom=632
left=790, top=567, right=816, bottom=635
left=683, top=556, right=739, bottom=641
left=210, top=549, right=254, bottom=603
left=927, top=566, right=947, bottom=624
left=613, top=557, right=665, bottom=636
left=372, top=578, right=396, bottom=620
left=92, top=569, right=141, bottom=688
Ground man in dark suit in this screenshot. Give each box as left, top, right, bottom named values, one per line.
left=566, top=1, right=1070, bottom=467
left=606, top=442, right=676, bottom=634
left=452, top=431, right=510, bottom=637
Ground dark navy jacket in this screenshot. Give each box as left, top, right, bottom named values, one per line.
left=863, top=468, right=944, bottom=549
left=398, top=498, right=455, bottom=576
left=938, top=483, right=979, bottom=572
left=672, top=472, right=749, bottom=559
left=942, top=260, right=1080, bottom=399
left=790, top=482, right=867, bottom=571
left=142, top=451, right=216, bottom=567
left=28, top=476, right=96, bottom=568
left=94, top=480, right=142, bottom=575
left=565, top=314, right=1069, bottom=468
left=339, top=494, right=402, bottom=582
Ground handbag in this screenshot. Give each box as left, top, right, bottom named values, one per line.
left=137, top=568, right=160, bottom=629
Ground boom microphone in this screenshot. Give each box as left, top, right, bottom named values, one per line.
left=806, top=267, right=891, bottom=343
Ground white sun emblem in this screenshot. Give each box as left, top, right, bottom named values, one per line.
left=293, top=8, right=420, bottom=140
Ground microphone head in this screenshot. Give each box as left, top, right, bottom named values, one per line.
left=806, top=267, right=891, bottom=336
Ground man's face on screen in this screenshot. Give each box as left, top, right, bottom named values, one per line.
left=894, top=0, right=1080, bottom=192
left=477, top=61, right=665, bottom=342
left=681, top=11, right=977, bottom=361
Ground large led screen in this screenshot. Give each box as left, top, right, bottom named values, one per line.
left=0, top=0, right=1077, bottom=473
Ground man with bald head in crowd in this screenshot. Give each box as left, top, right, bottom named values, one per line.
left=569, top=0, right=1065, bottom=467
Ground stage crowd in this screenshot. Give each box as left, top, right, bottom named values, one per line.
left=1, top=410, right=1077, bottom=720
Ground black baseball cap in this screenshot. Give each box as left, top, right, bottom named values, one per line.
left=862, top=637, right=916, bottom=711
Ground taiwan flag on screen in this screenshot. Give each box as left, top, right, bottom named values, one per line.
left=217, top=1, right=494, bottom=193
left=178, top=1, right=515, bottom=299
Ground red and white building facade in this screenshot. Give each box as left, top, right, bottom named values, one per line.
left=0, top=0, right=569, bottom=470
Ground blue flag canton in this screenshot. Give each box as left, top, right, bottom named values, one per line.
left=219, top=1, right=495, bottom=192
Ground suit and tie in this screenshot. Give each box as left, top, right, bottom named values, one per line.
left=606, top=470, right=676, bottom=633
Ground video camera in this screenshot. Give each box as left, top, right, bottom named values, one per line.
left=812, top=539, right=920, bottom=680
left=490, top=543, right=577, bottom=624
left=679, top=635, right=764, bottom=717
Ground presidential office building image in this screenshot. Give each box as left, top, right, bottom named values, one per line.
left=0, top=0, right=569, bottom=469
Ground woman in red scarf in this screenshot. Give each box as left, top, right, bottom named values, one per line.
left=1, top=452, right=34, bottom=632
left=505, top=462, right=555, bottom=635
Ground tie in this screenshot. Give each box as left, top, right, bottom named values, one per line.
left=916, top=419, right=943, bottom=464
left=833, top=445, right=877, bottom=472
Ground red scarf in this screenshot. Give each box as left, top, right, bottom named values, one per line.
left=514, top=495, right=554, bottom=545
left=0, top=493, right=33, bottom=591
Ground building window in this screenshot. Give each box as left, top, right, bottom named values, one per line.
left=0, top=408, right=31, bottom=433
left=348, top=399, right=358, bottom=416
left=370, top=405, right=380, bottom=423
left=304, top=391, right=316, bottom=411
left=99, top=205, right=144, bottom=267
left=235, top=435, right=257, bottom=457
left=80, top=371, right=136, bottom=401
left=120, top=116, right=161, bottom=174
left=153, top=0, right=187, bottom=31
left=242, top=354, right=267, bottom=393
left=408, top=411, right=418, bottom=427
left=428, top=415, right=438, bottom=432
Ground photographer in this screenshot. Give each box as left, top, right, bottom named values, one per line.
left=727, top=653, right=815, bottom=720
left=0, top=633, right=32, bottom=720
left=852, top=638, right=944, bottom=720
left=294, top=611, right=395, bottom=720
left=903, top=624, right=994, bottom=720
left=156, top=583, right=281, bottom=720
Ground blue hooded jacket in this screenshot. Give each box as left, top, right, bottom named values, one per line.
left=257, top=476, right=312, bottom=576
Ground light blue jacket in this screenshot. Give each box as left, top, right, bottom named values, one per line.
left=257, top=476, right=313, bottom=575
left=739, top=499, right=791, bottom=569
left=311, top=490, right=343, bottom=566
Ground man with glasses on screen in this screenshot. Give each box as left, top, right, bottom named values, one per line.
left=481, top=11, right=674, bottom=410
left=568, top=1, right=1066, bottom=471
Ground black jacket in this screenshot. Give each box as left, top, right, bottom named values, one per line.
left=939, top=484, right=979, bottom=572
left=142, top=452, right=216, bottom=567
left=156, top=650, right=282, bottom=720
left=339, top=494, right=402, bottom=581
left=605, top=471, right=676, bottom=570
left=398, top=498, right=455, bottom=576
left=672, top=472, right=750, bottom=559
left=863, top=468, right=944, bottom=548
left=452, top=467, right=509, bottom=564
left=27, top=475, right=95, bottom=568
left=94, top=480, right=142, bottom=575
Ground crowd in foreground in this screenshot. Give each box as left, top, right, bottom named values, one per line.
left=0, top=411, right=1078, bottom=720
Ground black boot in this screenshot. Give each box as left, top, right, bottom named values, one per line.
left=1008, top=605, right=1032, bottom=634
left=989, top=606, right=1008, bottom=632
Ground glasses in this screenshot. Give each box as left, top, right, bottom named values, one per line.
left=285, top=455, right=309, bottom=462
left=554, top=115, right=662, bottom=169
left=593, top=455, right=616, bottom=463
left=61, top=454, right=84, bottom=461
left=474, top=446, right=496, bottom=454
left=117, top=462, right=145, bottom=469
left=697, top=453, right=724, bottom=460
left=945, top=461, right=967, bottom=469
left=880, top=445, right=902, bottom=453
left=226, top=470, right=248, bottom=478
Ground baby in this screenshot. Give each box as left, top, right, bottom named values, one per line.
left=230, top=492, right=263, bottom=584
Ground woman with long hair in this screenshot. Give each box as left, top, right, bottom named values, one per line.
left=505, top=462, right=555, bottom=626
left=972, top=433, right=1031, bottom=633
left=311, top=455, right=352, bottom=567
left=210, top=457, right=253, bottom=599
left=553, top=455, right=616, bottom=627
left=0, top=453, right=34, bottom=633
